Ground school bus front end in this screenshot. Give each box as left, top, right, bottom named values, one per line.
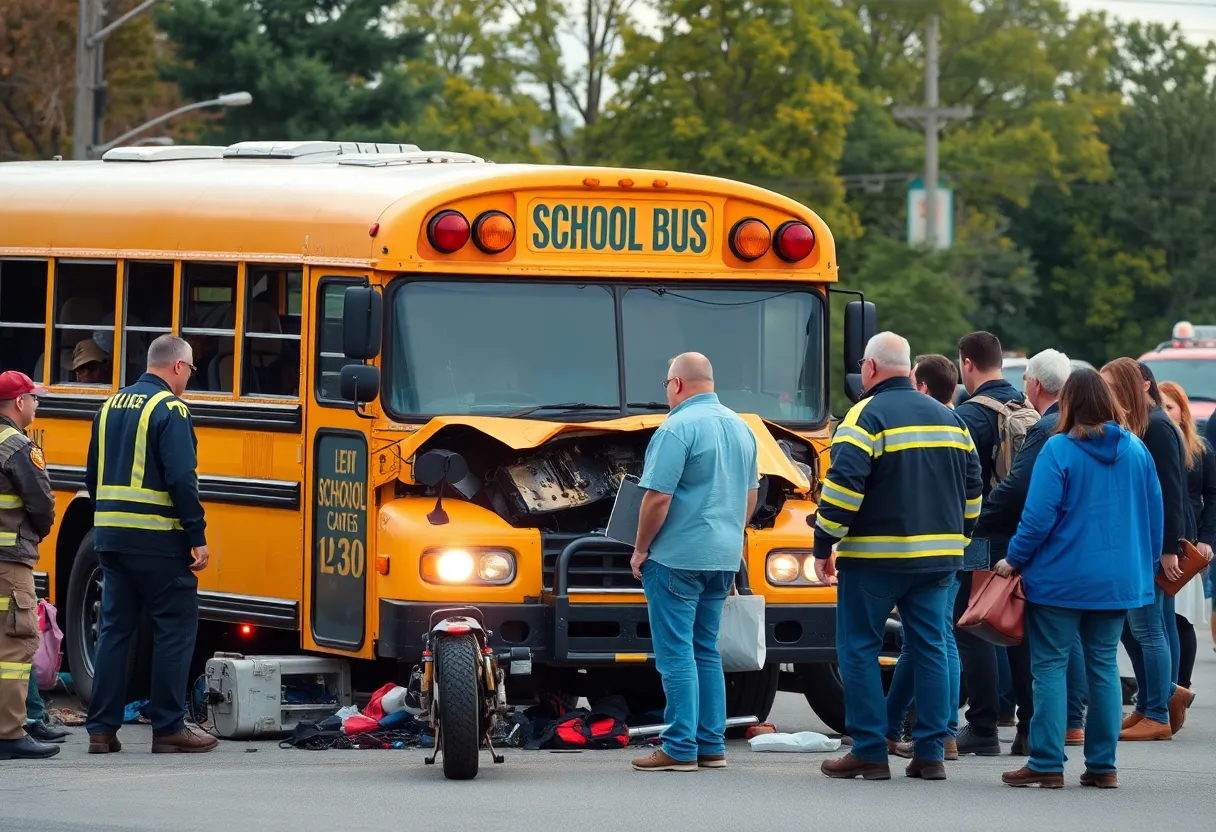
left=317, top=167, right=873, bottom=722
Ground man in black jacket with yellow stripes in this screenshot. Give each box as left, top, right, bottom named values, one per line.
left=813, top=332, right=983, bottom=782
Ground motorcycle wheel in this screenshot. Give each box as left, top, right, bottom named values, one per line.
left=435, top=634, right=482, bottom=780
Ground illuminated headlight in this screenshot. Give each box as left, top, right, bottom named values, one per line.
left=422, top=548, right=516, bottom=585
left=766, top=550, right=829, bottom=587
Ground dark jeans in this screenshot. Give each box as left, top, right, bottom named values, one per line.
left=1176, top=614, right=1197, bottom=690
left=954, top=570, right=1034, bottom=734
left=1066, top=636, right=1088, bottom=730
left=25, top=673, right=45, bottom=723
left=85, top=552, right=199, bottom=737
left=838, top=569, right=953, bottom=763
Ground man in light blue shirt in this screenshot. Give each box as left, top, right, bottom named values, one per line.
left=630, top=352, right=758, bottom=773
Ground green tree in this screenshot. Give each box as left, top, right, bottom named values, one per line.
left=156, top=0, right=432, bottom=143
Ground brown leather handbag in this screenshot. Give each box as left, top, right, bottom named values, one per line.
left=1156, top=539, right=1213, bottom=597
left=957, top=570, right=1026, bottom=646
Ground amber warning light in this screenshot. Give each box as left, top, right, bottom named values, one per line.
left=427, top=209, right=517, bottom=255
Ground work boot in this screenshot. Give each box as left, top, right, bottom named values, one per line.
left=1169, top=686, right=1195, bottom=735
left=1080, top=770, right=1118, bottom=789
left=88, top=733, right=122, bottom=754
left=0, top=734, right=60, bottom=760
left=821, top=753, right=891, bottom=780
left=945, top=737, right=959, bottom=761
left=697, top=754, right=726, bottom=769
left=955, top=724, right=1001, bottom=756
left=25, top=720, right=68, bottom=743
left=151, top=726, right=218, bottom=754
left=892, top=740, right=914, bottom=759
left=631, top=749, right=696, bottom=772
left=1119, top=718, right=1171, bottom=741
left=905, top=758, right=947, bottom=780
left=1121, top=712, right=1143, bottom=731
left=1010, top=731, right=1029, bottom=756
left=1002, top=766, right=1064, bottom=789
left=1065, top=728, right=1085, bottom=746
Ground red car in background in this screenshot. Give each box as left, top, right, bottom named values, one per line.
left=1138, top=322, right=1216, bottom=434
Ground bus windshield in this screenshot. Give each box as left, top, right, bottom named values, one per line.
left=384, top=280, right=825, bottom=422
left=1139, top=358, right=1216, bottom=401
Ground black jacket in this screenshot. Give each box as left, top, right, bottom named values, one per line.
left=1187, top=438, right=1216, bottom=548
left=813, top=376, right=983, bottom=572
left=974, top=402, right=1060, bottom=542
left=955, top=379, right=1025, bottom=499
left=1142, top=405, right=1189, bottom=555
left=85, top=373, right=207, bottom=556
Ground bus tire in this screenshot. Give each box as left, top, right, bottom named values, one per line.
left=64, top=531, right=152, bottom=709
left=725, top=664, right=779, bottom=724
left=435, top=634, right=482, bottom=781
left=797, top=662, right=847, bottom=735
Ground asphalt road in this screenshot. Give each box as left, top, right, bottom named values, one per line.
left=6, top=648, right=1215, bottom=832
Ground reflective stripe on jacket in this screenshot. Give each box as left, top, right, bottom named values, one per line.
left=813, top=376, right=983, bottom=572
left=0, top=416, right=55, bottom=567
left=85, top=374, right=207, bottom=556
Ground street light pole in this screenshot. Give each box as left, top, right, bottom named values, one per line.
left=92, top=93, right=254, bottom=156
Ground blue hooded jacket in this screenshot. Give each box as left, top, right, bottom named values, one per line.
left=1006, top=422, right=1163, bottom=610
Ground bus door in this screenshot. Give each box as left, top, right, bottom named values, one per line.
left=303, top=272, right=374, bottom=656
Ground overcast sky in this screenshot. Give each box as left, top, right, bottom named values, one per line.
left=1068, top=0, right=1216, bottom=40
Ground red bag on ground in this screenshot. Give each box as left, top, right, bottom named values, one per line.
left=957, top=570, right=1025, bottom=646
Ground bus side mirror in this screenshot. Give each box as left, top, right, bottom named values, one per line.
left=339, top=364, right=380, bottom=406
left=343, top=285, right=383, bottom=360
left=843, top=300, right=876, bottom=404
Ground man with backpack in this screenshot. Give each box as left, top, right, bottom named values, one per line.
left=953, top=333, right=1039, bottom=757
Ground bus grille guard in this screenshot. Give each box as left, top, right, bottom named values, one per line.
left=549, top=535, right=655, bottom=665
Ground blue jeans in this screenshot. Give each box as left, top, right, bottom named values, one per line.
left=838, top=569, right=953, bottom=763
left=1026, top=604, right=1125, bottom=774
left=886, top=572, right=960, bottom=740
left=1066, top=636, right=1088, bottom=730
left=641, top=560, right=734, bottom=762
left=1121, top=585, right=1173, bottom=723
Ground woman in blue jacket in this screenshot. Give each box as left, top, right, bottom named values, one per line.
left=995, top=369, right=1163, bottom=789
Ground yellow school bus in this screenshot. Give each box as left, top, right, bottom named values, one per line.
left=0, top=140, right=876, bottom=729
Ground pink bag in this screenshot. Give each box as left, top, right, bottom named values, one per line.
left=33, top=600, right=63, bottom=690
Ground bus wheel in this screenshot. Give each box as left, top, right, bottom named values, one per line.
left=725, top=664, right=779, bottom=725
left=64, top=531, right=152, bottom=709
left=796, top=661, right=895, bottom=735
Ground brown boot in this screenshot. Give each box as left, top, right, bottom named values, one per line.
left=1065, top=728, right=1085, bottom=747
left=1169, top=686, right=1196, bottom=735
left=821, top=753, right=891, bottom=780
left=1002, top=766, right=1064, bottom=789
left=892, top=740, right=914, bottom=759
left=906, top=758, right=947, bottom=780
left=631, top=749, right=696, bottom=772
left=151, top=726, right=217, bottom=754
left=1080, top=770, right=1118, bottom=789
left=945, top=737, right=959, bottom=761
left=87, top=733, right=121, bottom=754
left=1119, top=717, right=1171, bottom=741
left=697, top=754, right=726, bottom=769
left=1121, top=712, right=1143, bottom=731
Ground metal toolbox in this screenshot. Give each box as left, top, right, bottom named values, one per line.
left=204, top=653, right=352, bottom=740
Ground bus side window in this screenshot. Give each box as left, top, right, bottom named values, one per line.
left=53, top=260, right=116, bottom=386
left=315, top=281, right=362, bottom=403
left=242, top=266, right=301, bottom=398
left=0, top=260, right=49, bottom=382
left=123, top=262, right=174, bottom=385
left=180, top=263, right=237, bottom=393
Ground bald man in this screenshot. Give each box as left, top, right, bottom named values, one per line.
left=630, top=352, right=759, bottom=773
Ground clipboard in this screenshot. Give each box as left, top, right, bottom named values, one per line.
left=604, top=475, right=645, bottom=546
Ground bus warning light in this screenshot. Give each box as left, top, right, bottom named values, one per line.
left=428, top=210, right=471, bottom=253
left=376, top=553, right=390, bottom=575
left=239, top=624, right=253, bottom=637
left=774, top=221, right=815, bottom=262
left=729, top=218, right=771, bottom=261
left=472, top=210, right=516, bottom=254
left=368, top=222, right=380, bottom=237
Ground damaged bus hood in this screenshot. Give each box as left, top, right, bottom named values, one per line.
left=370, top=413, right=812, bottom=493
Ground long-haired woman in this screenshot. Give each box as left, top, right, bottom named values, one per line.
left=995, top=369, right=1162, bottom=788
left=1158, top=381, right=1214, bottom=690
left=1101, top=357, right=1192, bottom=738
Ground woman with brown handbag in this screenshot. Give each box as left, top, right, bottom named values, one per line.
left=994, top=369, right=1163, bottom=789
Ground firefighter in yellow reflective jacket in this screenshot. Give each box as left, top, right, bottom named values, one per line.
left=0, top=371, right=58, bottom=760
left=812, top=333, right=982, bottom=782
left=83, top=335, right=217, bottom=754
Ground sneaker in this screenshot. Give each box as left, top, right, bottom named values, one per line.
left=905, top=758, right=947, bottom=780
left=1002, top=766, right=1064, bottom=789
left=1168, top=686, right=1195, bottom=735
left=821, top=753, right=891, bottom=780
left=955, top=724, right=1001, bottom=756
left=631, top=749, right=696, bottom=772
left=1080, top=770, right=1118, bottom=789
left=1119, top=718, right=1172, bottom=741
left=25, top=720, right=68, bottom=743
left=0, top=734, right=60, bottom=760
left=697, top=754, right=727, bottom=769
left=151, top=726, right=217, bottom=754
left=1065, top=728, right=1085, bottom=746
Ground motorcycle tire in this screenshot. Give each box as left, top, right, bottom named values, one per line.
left=435, top=634, right=482, bottom=780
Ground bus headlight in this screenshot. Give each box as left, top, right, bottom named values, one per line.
left=766, top=550, right=828, bottom=587
left=422, top=548, right=517, bottom=585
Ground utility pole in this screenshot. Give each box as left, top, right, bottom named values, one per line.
left=892, top=16, right=972, bottom=249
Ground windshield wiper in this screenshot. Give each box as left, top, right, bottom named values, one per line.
left=505, top=402, right=621, bottom=418
left=626, top=402, right=670, bottom=411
